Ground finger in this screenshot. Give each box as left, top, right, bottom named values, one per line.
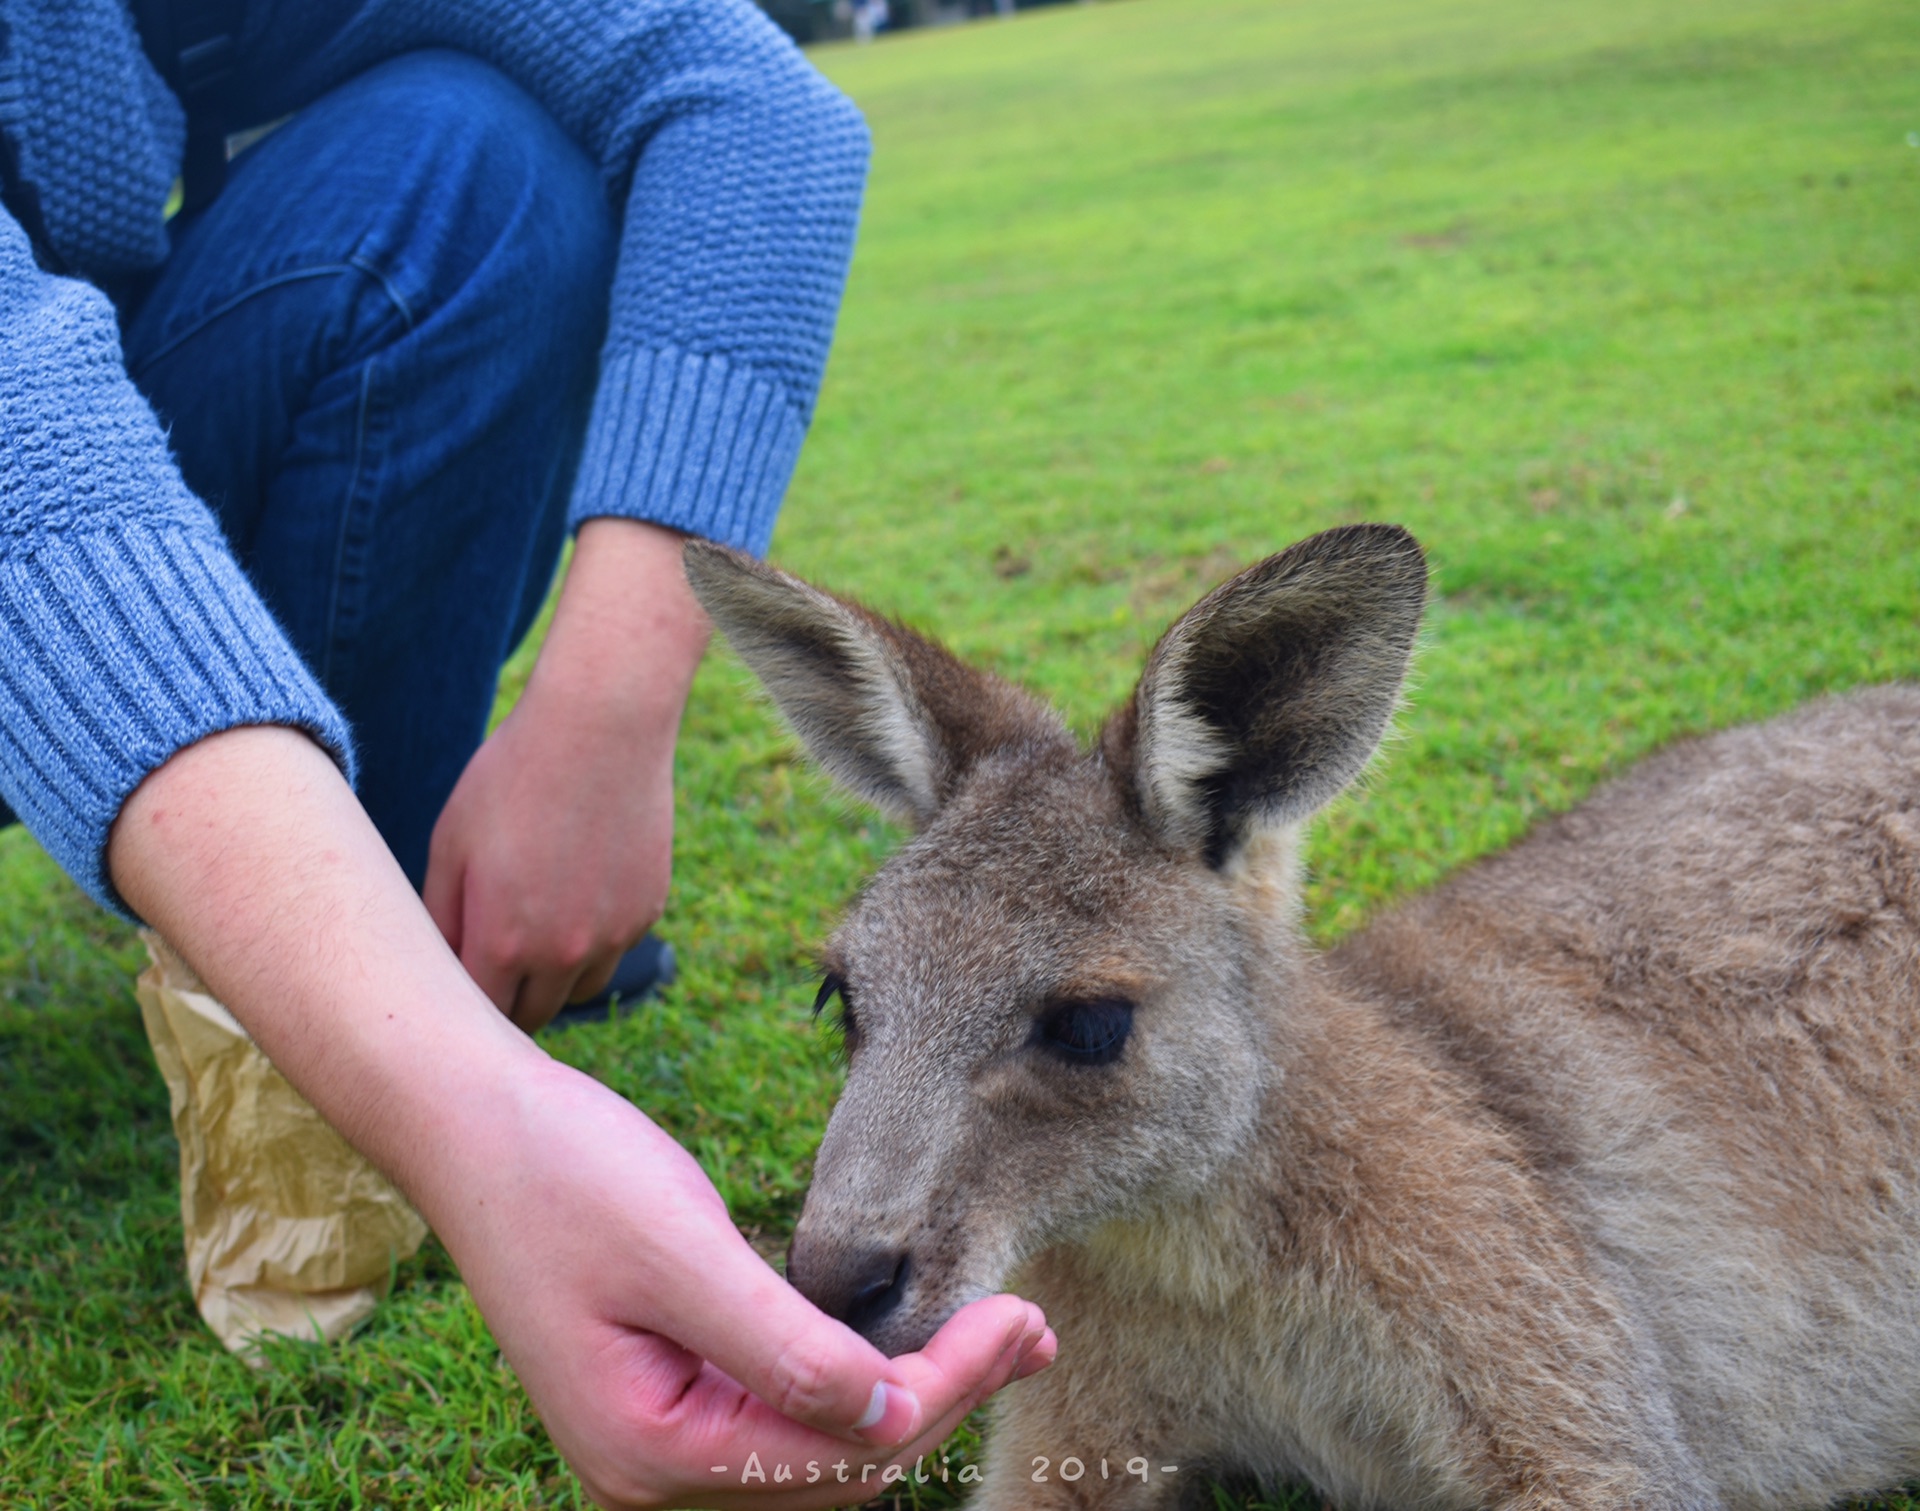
left=648, top=1229, right=922, bottom=1445
left=886, top=1297, right=1046, bottom=1449
left=511, top=963, right=578, bottom=1032
left=1015, top=1325, right=1058, bottom=1379
left=460, top=936, right=524, bottom=1017
left=647, top=1335, right=1022, bottom=1511
left=896, top=1296, right=1044, bottom=1397
left=638, top=1304, right=1046, bottom=1511
left=567, top=951, right=620, bottom=1006
left=851, top=1311, right=1046, bottom=1506
left=861, top=1294, right=1040, bottom=1452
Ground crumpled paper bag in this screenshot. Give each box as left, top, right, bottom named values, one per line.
left=135, top=931, right=428, bottom=1355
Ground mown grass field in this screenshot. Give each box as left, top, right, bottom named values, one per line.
left=4, top=0, right=1918, bottom=1504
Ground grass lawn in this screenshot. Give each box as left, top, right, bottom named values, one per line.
left=4, top=0, right=1918, bottom=1504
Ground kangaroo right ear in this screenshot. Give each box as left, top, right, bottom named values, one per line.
left=684, top=542, right=1070, bottom=828
left=1107, top=524, right=1428, bottom=868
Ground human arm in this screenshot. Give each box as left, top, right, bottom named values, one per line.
left=423, top=517, right=706, bottom=1026
left=109, top=724, right=1055, bottom=1509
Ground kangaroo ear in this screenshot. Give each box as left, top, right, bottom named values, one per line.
left=684, top=542, right=1070, bottom=827
left=1106, top=524, right=1427, bottom=867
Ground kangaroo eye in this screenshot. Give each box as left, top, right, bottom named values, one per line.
left=814, top=972, right=859, bottom=1051
left=812, top=973, right=847, bottom=1019
left=1034, top=998, right=1134, bottom=1066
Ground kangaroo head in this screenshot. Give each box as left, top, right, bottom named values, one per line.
left=685, top=524, right=1427, bottom=1354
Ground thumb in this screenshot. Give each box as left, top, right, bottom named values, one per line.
left=652, top=1228, right=924, bottom=1446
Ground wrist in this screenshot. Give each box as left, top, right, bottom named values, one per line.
left=396, top=1039, right=581, bottom=1245
left=525, top=518, right=712, bottom=735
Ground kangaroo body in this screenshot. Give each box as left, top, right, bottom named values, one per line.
left=686, top=527, right=1920, bottom=1511
left=997, top=691, right=1920, bottom=1511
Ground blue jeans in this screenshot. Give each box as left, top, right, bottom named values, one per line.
left=115, top=51, right=616, bottom=886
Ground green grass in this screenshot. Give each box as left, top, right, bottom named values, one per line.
left=5, top=0, right=1918, bottom=1503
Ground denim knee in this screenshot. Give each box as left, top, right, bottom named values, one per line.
left=310, top=49, right=617, bottom=385
left=320, top=50, right=619, bottom=646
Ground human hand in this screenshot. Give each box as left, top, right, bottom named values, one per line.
left=424, top=672, right=674, bottom=1027
left=433, top=1055, right=1058, bottom=1510
left=424, top=518, right=710, bottom=1028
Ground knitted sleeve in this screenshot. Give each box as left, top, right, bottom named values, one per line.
left=242, top=0, right=871, bottom=556
left=0, top=206, right=356, bottom=918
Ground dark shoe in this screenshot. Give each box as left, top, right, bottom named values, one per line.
left=544, top=935, right=677, bottom=1031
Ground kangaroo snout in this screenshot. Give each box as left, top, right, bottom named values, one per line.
left=786, top=1233, right=913, bottom=1341
left=788, top=1164, right=991, bottom=1355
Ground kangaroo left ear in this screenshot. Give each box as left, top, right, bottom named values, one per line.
left=1106, top=524, right=1428, bottom=867
left=684, top=541, right=1071, bottom=828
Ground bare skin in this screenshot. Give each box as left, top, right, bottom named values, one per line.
left=424, top=516, right=710, bottom=1030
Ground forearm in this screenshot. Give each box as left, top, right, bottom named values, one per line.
left=527, top=517, right=712, bottom=751
left=106, top=724, right=535, bottom=1218
left=102, top=678, right=1055, bottom=1511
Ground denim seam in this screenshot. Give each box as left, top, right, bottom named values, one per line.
left=345, top=255, right=416, bottom=331
left=129, top=260, right=417, bottom=377
left=130, top=265, right=350, bottom=376
left=322, top=359, right=379, bottom=686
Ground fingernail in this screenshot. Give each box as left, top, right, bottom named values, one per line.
left=852, top=1381, right=920, bottom=1445
left=852, top=1381, right=888, bottom=1431
left=1015, top=1327, right=1058, bottom=1380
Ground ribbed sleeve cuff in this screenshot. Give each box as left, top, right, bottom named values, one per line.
left=567, top=344, right=808, bottom=557
left=0, top=523, right=356, bottom=921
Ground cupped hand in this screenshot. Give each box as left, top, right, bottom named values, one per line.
left=433, top=1057, right=1056, bottom=1510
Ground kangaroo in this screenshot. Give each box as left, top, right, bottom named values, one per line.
left=683, top=524, right=1920, bottom=1511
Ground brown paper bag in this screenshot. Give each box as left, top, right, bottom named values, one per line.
left=135, top=931, right=428, bottom=1354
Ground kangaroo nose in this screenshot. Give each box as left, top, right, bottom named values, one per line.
left=788, top=1240, right=912, bottom=1339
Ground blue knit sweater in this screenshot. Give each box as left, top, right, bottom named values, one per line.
left=0, top=0, right=868, bottom=916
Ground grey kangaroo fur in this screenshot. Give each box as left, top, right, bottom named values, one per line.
left=684, top=524, right=1920, bottom=1511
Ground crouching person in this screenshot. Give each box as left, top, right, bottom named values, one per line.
left=0, top=1, right=1051, bottom=1503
